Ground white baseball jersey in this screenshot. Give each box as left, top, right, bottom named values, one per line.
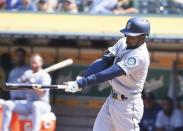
left=108, top=37, right=150, bottom=96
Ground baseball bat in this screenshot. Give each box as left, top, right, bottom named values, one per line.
left=18, top=59, right=73, bottom=83
left=44, top=59, right=73, bottom=73
left=3, top=83, right=67, bottom=91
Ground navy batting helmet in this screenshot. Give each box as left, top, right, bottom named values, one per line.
left=120, top=17, right=150, bottom=36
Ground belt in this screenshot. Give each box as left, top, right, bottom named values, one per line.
left=111, top=91, right=128, bottom=101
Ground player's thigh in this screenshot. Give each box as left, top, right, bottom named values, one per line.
left=110, top=98, right=143, bottom=131
left=93, top=97, right=114, bottom=131
left=31, top=101, right=51, bottom=114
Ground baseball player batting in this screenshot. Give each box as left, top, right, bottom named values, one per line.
left=63, top=17, right=151, bottom=131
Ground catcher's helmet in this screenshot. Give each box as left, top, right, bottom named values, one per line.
left=120, top=17, right=150, bottom=36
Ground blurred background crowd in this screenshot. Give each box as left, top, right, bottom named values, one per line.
left=0, top=0, right=183, bottom=15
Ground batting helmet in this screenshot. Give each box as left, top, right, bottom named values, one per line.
left=120, top=17, right=150, bottom=36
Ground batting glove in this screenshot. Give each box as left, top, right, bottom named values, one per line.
left=64, top=81, right=82, bottom=93
left=76, top=76, right=84, bottom=80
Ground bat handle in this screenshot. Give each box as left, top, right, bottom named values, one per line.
left=57, top=85, right=67, bottom=89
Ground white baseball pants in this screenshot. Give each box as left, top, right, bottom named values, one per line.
left=93, top=95, right=144, bottom=131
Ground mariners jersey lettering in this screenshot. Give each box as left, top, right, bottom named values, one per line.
left=108, top=37, right=150, bottom=95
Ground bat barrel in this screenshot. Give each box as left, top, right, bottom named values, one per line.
left=44, top=59, right=73, bottom=73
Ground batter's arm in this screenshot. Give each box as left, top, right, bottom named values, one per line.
left=84, top=52, right=115, bottom=77
left=77, top=64, right=126, bottom=89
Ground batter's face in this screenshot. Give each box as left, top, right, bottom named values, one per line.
left=125, top=35, right=145, bottom=49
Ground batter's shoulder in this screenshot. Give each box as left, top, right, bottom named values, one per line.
left=116, top=37, right=127, bottom=50
left=117, top=37, right=126, bottom=46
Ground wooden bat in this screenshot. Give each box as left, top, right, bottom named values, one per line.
left=44, top=59, right=73, bottom=73
left=18, top=59, right=73, bottom=83
left=3, top=83, right=67, bottom=91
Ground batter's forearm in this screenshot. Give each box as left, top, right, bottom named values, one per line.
left=77, top=64, right=126, bottom=88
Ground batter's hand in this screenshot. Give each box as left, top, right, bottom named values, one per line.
left=76, top=76, right=84, bottom=80
left=64, top=81, right=82, bottom=93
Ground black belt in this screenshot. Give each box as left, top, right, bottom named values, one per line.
left=111, top=92, right=128, bottom=101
